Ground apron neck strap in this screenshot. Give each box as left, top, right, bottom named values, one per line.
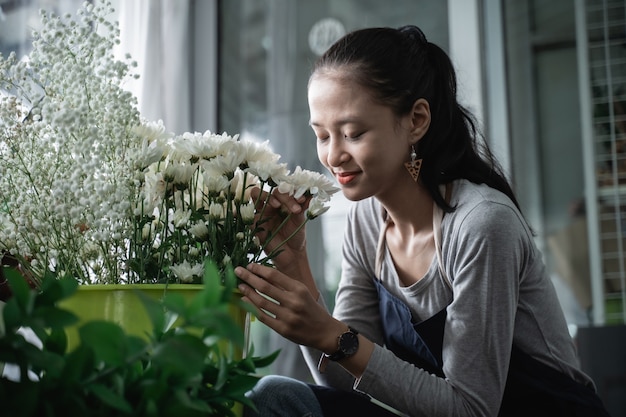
left=433, top=184, right=452, bottom=290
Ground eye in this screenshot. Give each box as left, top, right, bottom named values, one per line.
left=314, top=132, right=329, bottom=143
left=344, top=132, right=364, bottom=140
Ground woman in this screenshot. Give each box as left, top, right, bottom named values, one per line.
left=235, top=26, right=609, bottom=417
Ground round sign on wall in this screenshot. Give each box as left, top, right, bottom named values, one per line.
left=308, top=18, right=346, bottom=56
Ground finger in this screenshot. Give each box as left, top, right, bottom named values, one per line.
left=239, top=288, right=280, bottom=320
left=246, top=263, right=300, bottom=292
left=236, top=273, right=287, bottom=329
left=235, top=265, right=288, bottom=302
left=268, top=190, right=305, bottom=214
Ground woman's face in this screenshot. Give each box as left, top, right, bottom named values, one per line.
left=308, top=73, right=415, bottom=202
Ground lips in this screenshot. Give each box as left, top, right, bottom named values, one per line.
left=336, top=172, right=359, bottom=185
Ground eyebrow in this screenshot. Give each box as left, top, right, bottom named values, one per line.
left=308, top=117, right=361, bottom=128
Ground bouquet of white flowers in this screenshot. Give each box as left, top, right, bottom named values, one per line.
left=0, top=2, right=338, bottom=285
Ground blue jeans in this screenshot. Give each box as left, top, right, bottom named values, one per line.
left=244, top=375, right=324, bottom=417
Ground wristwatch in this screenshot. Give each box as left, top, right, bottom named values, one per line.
left=325, top=326, right=359, bottom=361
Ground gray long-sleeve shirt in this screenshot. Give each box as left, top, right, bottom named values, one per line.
left=302, top=179, right=594, bottom=417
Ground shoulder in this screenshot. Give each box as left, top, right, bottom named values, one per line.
left=446, top=180, right=533, bottom=246
left=450, top=180, right=527, bottom=227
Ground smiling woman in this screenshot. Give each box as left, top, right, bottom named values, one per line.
left=237, top=25, right=612, bottom=417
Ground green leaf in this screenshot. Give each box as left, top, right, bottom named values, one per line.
left=201, top=260, right=224, bottom=308
left=135, top=290, right=165, bottom=335
left=27, top=348, right=64, bottom=377
left=250, top=349, right=281, bottom=369
left=151, top=334, right=209, bottom=377
left=37, top=276, right=78, bottom=307
left=78, top=321, right=127, bottom=366
left=32, top=305, right=78, bottom=329
left=62, top=345, right=96, bottom=382
left=222, top=373, right=262, bottom=399
left=4, top=269, right=34, bottom=314
left=221, top=267, right=237, bottom=302
left=161, top=291, right=186, bottom=315
left=44, top=327, right=69, bottom=359
left=214, top=353, right=229, bottom=390
left=1, top=297, right=23, bottom=331
left=88, top=383, right=133, bottom=414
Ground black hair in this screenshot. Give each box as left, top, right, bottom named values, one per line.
left=311, top=25, right=520, bottom=213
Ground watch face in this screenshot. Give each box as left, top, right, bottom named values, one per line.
left=339, top=330, right=359, bottom=356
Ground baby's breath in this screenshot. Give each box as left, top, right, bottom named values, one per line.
left=0, top=1, right=339, bottom=285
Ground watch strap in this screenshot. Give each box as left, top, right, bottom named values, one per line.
left=324, top=326, right=359, bottom=362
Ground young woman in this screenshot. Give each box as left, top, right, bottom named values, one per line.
left=236, top=25, right=610, bottom=417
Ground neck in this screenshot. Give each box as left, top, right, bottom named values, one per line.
left=378, top=181, right=434, bottom=237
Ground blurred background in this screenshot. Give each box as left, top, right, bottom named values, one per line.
left=1, top=0, right=625, bottom=415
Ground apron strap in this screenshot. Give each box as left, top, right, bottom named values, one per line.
left=433, top=184, right=453, bottom=290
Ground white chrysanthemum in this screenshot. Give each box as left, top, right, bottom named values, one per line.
left=164, top=162, right=196, bottom=186
left=202, top=170, right=230, bottom=194
left=247, top=159, right=289, bottom=183
left=132, top=119, right=172, bottom=144
left=208, top=152, right=245, bottom=178
left=278, top=166, right=339, bottom=200
left=229, top=170, right=258, bottom=202
left=189, top=221, right=209, bottom=240
left=239, top=202, right=256, bottom=224
left=142, top=171, right=167, bottom=209
left=134, top=137, right=167, bottom=170
left=169, top=131, right=223, bottom=162
left=306, top=197, right=330, bottom=219
left=141, top=222, right=154, bottom=241
left=172, top=209, right=192, bottom=228
left=208, top=202, right=225, bottom=220
left=170, top=260, right=203, bottom=283
left=239, top=139, right=281, bottom=165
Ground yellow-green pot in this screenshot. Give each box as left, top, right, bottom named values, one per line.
left=58, top=284, right=249, bottom=351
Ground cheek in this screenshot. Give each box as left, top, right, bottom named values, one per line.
left=316, top=143, right=329, bottom=167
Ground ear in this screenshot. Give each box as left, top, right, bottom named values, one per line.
left=409, top=98, right=431, bottom=144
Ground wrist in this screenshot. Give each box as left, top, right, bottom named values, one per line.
left=323, top=324, right=360, bottom=361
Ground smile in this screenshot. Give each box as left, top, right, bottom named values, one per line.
left=336, top=172, right=358, bottom=185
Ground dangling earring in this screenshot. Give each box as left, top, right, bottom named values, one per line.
left=404, top=145, right=422, bottom=182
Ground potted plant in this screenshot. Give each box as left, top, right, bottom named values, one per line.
left=0, top=263, right=279, bottom=416
left=0, top=0, right=336, bottom=323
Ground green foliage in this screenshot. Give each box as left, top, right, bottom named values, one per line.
left=0, top=263, right=278, bottom=417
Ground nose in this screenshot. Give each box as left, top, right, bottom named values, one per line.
left=324, top=136, right=348, bottom=169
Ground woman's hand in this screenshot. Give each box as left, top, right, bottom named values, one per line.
left=236, top=263, right=345, bottom=354
left=251, top=187, right=310, bottom=270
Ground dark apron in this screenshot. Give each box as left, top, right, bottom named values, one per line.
left=311, top=280, right=610, bottom=417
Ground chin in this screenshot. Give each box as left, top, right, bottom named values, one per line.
left=341, top=189, right=370, bottom=202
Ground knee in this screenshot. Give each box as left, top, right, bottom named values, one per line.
left=245, top=375, right=322, bottom=417
left=247, top=375, right=308, bottom=401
